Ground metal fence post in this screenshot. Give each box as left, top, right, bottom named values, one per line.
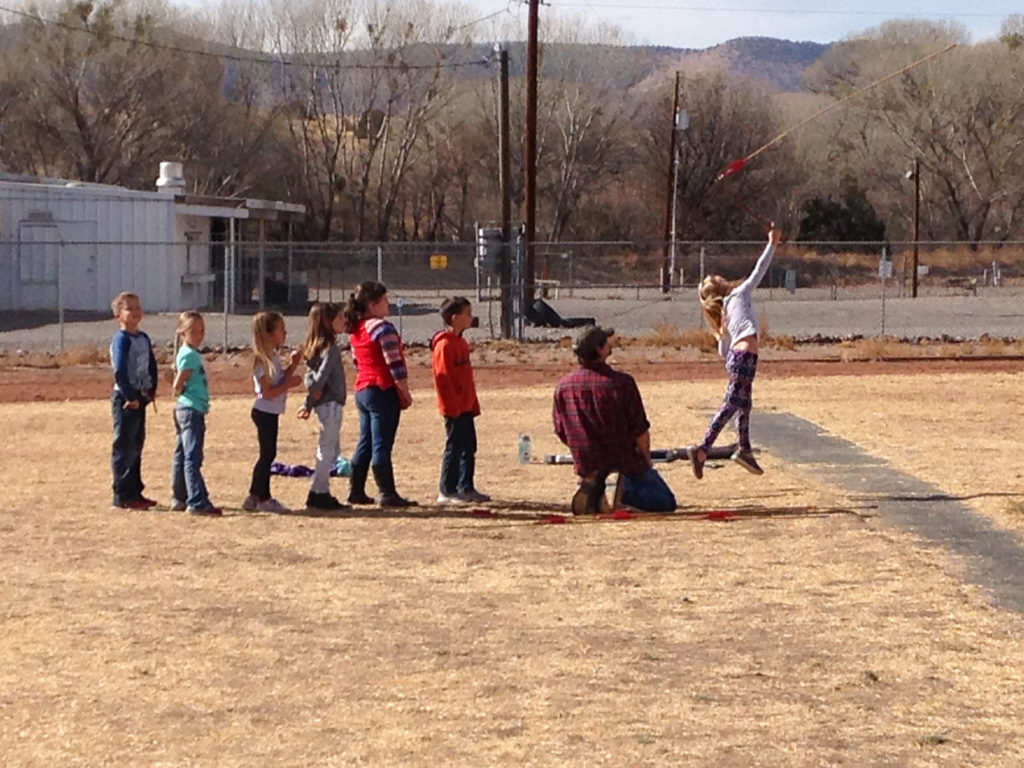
left=57, top=239, right=65, bottom=352
left=377, top=245, right=383, bottom=283
left=223, top=224, right=230, bottom=352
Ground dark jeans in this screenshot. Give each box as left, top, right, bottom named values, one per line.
left=172, top=407, right=210, bottom=509
left=250, top=408, right=279, bottom=501
left=439, top=412, right=477, bottom=495
left=352, top=386, right=400, bottom=469
left=111, top=392, right=147, bottom=505
left=622, top=467, right=676, bottom=512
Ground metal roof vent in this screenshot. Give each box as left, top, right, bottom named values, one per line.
left=156, top=162, right=185, bottom=194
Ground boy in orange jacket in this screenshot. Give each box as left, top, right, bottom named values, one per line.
left=431, top=297, right=489, bottom=504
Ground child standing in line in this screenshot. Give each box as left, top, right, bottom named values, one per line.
left=243, top=311, right=303, bottom=513
left=297, top=302, right=347, bottom=511
left=343, top=281, right=417, bottom=508
left=688, top=223, right=781, bottom=479
left=430, top=297, right=489, bottom=504
left=170, top=311, right=221, bottom=516
left=109, top=291, right=158, bottom=510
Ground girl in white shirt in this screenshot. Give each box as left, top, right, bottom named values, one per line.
left=689, top=224, right=781, bottom=479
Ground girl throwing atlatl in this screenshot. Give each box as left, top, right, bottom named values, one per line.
left=689, top=223, right=781, bottom=480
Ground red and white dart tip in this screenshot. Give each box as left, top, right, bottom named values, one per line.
left=716, top=158, right=746, bottom=181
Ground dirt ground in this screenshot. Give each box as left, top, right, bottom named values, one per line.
left=4, top=348, right=1024, bottom=765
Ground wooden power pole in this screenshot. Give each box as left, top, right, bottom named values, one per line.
left=523, top=0, right=539, bottom=303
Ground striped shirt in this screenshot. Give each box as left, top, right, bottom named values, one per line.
left=350, top=317, right=407, bottom=391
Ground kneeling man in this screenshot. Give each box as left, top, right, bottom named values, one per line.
left=553, top=326, right=676, bottom=513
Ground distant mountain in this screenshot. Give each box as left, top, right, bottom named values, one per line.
left=462, top=37, right=828, bottom=93
left=685, top=37, right=830, bottom=92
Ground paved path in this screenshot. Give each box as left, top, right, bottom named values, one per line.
left=758, top=411, right=1024, bottom=612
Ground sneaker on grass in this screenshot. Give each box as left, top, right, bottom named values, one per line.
left=257, top=498, right=292, bottom=513
left=456, top=489, right=491, bottom=503
left=241, top=493, right=260, bottom=511
left=436, top=493, right=469, bottom=505
left=188, top=505, right=223, bottom=516
left=731, top=448, right=764, bottom=475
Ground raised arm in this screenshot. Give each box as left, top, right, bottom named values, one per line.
left=734, top=224, right=781, bottom=295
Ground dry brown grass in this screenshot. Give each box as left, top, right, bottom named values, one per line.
left=839, top=337, right=894, bottom=361
left=3, top=377, right=1024, bottom=764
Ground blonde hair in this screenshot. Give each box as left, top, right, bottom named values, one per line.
left=698, top=275, right=740, bottom=338
left=173, top=311, right=204, bottom=367
left=176, top=311, right=203, bottom=339
left=252, top=311, right=284, bottom=375
left=110, top=291, right=139, bottom=316
left=302, top=302, right=342, bottom=361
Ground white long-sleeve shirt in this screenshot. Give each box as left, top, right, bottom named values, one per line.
left=718, top=242, right=777, bottom=357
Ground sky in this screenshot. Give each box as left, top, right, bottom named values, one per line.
left=458, top=0, right=1020, bottom=49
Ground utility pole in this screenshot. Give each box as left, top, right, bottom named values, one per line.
left=912, top=157, right=920, bottom=299
left=498, top=47, right=512, bottom=338
left=523, top=0, right=539, bottom=303
left=660, top=72, right=680, bottom=294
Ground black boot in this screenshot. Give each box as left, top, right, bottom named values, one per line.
left=347, top=461, right=375, bottom=505
left=373, top=463, right=417, bottom=508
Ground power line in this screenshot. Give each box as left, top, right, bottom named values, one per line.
left=0, top=2, right=491, bottom=71
left=552, top=3, right=1015, bottom=19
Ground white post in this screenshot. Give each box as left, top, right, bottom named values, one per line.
left=377, top=245, right=383, bottom=283
left=258, top=218, right=266, bottom=308
left=57, top=239, right=65, bottom=352
left=286, top=221, right=294, bottom=307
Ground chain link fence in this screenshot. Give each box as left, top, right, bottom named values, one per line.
left=1, top=238, right=1023, bottom=352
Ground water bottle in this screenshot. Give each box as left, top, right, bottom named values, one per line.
left=517, top=434, right=532, bottom=465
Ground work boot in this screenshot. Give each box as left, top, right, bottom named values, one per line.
left=347, top=461, right=375, bottom=505
left=373, top=463, right=418, bottom=508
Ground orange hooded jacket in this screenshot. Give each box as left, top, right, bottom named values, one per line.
left=430, top=329, right=481, bottom=418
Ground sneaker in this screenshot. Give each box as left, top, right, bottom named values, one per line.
left=456, top=489, right=491, bottom=503
left=436, top=492, right=469, bottom=505
left=688, top=446, right=705, bottom=480
left=731, top=448, right=764, bottom=475
left=379, top=493, right=418, bottom=509
left=241, top=493, right=260, bottom=511
left=305, top=492, right=343, bottom=511
left=169, top=499, right=187, bottom=512
left=188, top=505, right=223, bottom=516
left=257, top=497, right=293, bottom=513
left=138, top=496, right=159, bottom=509
left=112, top=499, right=158, bottom=511
left=347, top=491, right=376, bottom=505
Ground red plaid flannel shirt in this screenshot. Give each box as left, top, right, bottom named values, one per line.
left=552, top=362, right=650, bottom=478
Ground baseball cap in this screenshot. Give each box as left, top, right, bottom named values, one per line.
left=573, top=325, right=614, bottom=359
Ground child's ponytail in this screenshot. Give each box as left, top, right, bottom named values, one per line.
left=343, top=281, right=387, bottom=333
left=252, top=311, right=284, bottom=376
left=698, top=278, right=726, bottom=339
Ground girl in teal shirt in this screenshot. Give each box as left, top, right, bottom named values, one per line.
left=170, top=311, right=220, bottom=516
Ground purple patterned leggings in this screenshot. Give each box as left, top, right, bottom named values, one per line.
left=700, top=349, right=758, bottom=453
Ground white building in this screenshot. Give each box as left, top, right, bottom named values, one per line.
left=0, top=163, right=305, bottom=313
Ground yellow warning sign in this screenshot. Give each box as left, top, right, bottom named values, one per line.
left=429, top=254, right=448, bottom=270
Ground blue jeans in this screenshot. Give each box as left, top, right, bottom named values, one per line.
left=111, top=392, right=147, bottom=505
left=171, top=407, right=210, bottom=509
left=622, top=467, right=676, bottom=512
left=440, top=412, right=477, bottom=495
left=352, top=386, right=400, bottom=469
